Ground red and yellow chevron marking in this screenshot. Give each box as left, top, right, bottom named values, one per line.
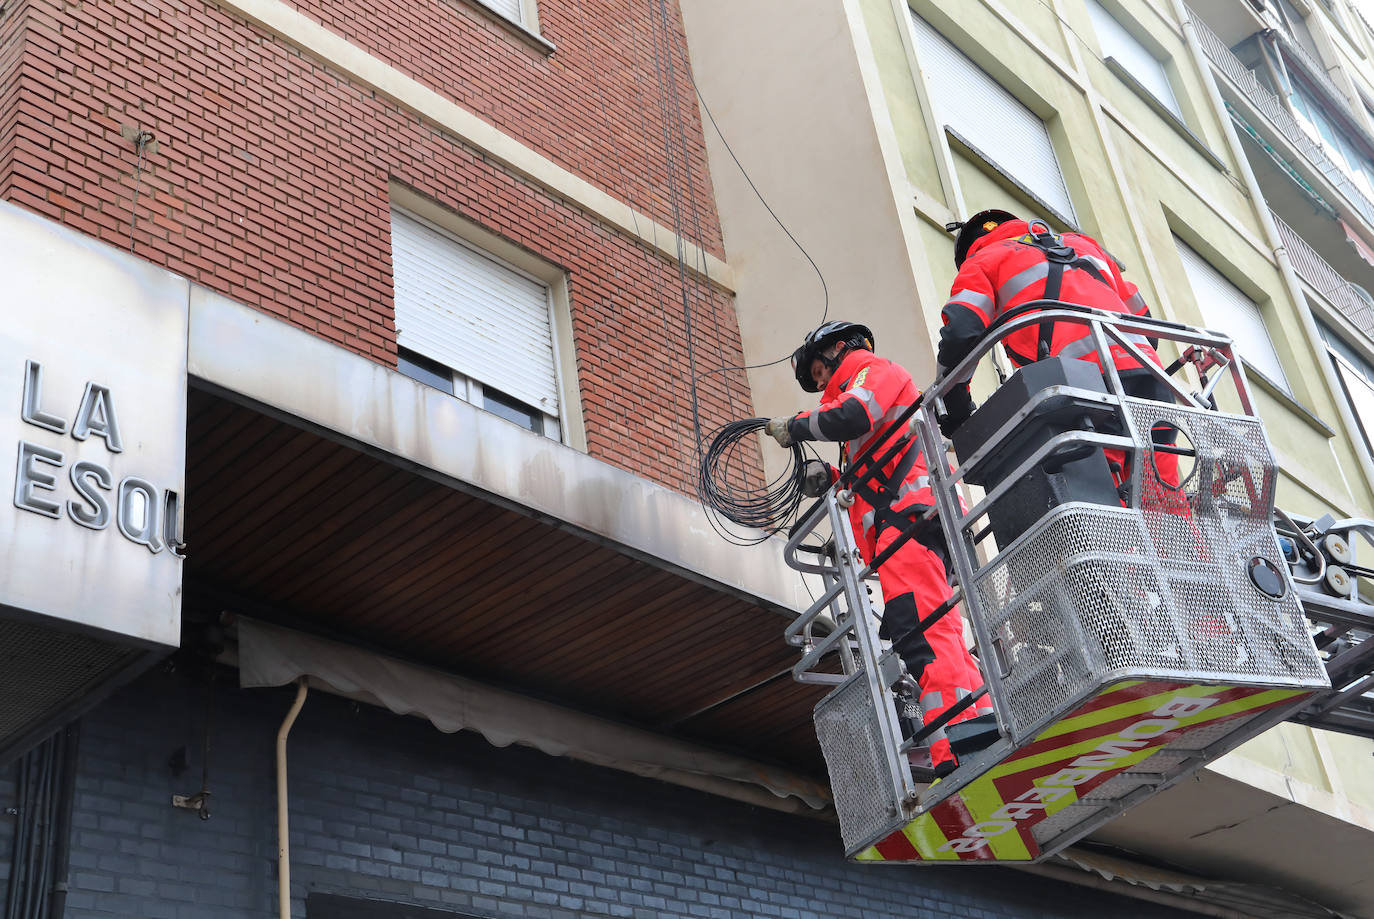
left=853, top=681, right=1308, bottom=863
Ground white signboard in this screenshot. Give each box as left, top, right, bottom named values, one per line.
left=0, top=201, right=186, bottom=647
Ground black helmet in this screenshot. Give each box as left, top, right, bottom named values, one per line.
left=791, top=321, right=875, bottom=392
left=947, top=208, right=1017, bottom=269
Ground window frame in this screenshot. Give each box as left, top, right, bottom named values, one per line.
left=1172, top=236, right=1293, bottom=396
left=398, top=346, right=559, bottom=439
left=906, top=10, right=1078, bottom=226
left=1319, top=322, right=1374, bottom=460
left=1082, top=0, right=1183, bottom=119
left=462, top=0, right=554, bottom=54
left=388, top=189, right=584, bottom=449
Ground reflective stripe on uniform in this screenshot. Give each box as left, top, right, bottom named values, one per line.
left=849, top=401, right=914, bottom=456
left=947, top=288, right=994, bottom=317
left=895, top=476, right=931, bottom=501
left=848, top=386, right=881, bottom=417
left=861, top=508, right=876, bottom=533
left=807, top=412, right=824, bottom=440
left=1082, top=254, right=1113, bottom=277
left=1125, top=291, right=1148, bottom=315
left=1056, top=331, right=1153, bottom=361
left=995, top=262, right=1050, bottom=309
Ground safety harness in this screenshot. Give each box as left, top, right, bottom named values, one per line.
left=845, top=428, right=927, bottom=537
left=1007, top=219, right=1115, bottom=366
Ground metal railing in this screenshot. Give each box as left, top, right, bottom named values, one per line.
left=1272, top=210, right=1374, bottom=338
left=1190, top=9, right=1374, bottom=229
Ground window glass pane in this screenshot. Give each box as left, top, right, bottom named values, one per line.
left=1083, top=0, right=1182, bottom=117
left=910, top=13, right=1076, bottom=221
left=483, top=386, right=544, bottom=434
left=397, top=348, right=455, bottom=395
left=1174, top=239, right=1291, bottom=392
left=1288, top=80, right=1374, bottom=191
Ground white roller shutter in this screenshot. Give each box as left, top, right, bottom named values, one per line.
left=479, top=0, right=523, bottom=24
left=391, top=208, right=559, bottom=416
left=910, top=13, right=1076, bottom=221
left=1320, top=323, right=1374, bottom=455
left=1083, top=0, right=1182, bottom=118
left=1174, top=238, right=1291, bottom=393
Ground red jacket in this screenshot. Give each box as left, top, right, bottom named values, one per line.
left=939, top=220, right=1159, bottom=375
left=786, top=349, right=935, bottom=531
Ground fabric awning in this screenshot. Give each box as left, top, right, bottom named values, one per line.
left=1049, top=850, right=1345, bottom=918
left=237, top=618, right=830, bottom=812
left=1340, top=217, right=1374, bottom=270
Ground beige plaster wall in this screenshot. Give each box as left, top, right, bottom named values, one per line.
left=678, top=0, right=937, bottom=483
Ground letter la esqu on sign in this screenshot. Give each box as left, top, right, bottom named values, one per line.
left=13, top=360, right=184, bottom=555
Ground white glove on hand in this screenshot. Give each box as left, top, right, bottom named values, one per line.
left=764, top=416, right=794, bottom=448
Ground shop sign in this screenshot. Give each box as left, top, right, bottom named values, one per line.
left=0, top=201, right=187, bottom=647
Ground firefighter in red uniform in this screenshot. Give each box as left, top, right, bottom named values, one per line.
left=764, top=321, right=989, bottom=775
left=936, top=210, right=1177, bottom=487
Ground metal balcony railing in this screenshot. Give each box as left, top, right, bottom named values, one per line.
left=1190, top=9, right=1374, bottom=229
left=1273, top=210, right=1374, bottom=338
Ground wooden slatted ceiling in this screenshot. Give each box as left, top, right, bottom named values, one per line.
left=185, top=390, right=827, bottom=769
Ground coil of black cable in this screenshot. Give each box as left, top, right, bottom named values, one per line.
left=697, top=417, right=811, bottom=545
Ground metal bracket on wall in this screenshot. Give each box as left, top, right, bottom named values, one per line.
left=171, top=791, right=211, bottom=820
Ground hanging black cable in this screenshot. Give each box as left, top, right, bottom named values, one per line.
left=635, top=0, right=832, bottom=537
left=697, top=418, right=815, bottom=544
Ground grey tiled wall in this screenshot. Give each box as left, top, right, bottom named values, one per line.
left=1, top=670, right=1199, bottom=918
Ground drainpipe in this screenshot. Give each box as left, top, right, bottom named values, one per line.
left=276, top=680, right=308, bottom=919
left=1176, top=0, right=1374, bottom=498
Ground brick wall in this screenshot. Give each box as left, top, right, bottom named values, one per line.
left=0, top=669, right=1205, bottom=919
left=0, top=0, right=753, bottom=494
left=0, top=0, right=28, bottom=205
left=275, top=0, right=723, bottom=259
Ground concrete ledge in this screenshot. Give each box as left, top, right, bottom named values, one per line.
left=187, top=285, right=808, bottom=613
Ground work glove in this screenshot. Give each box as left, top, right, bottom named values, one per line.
left=764, top=416, right=795, bottom=448
left=938, top=386, right=976, bottom=439
left=800, top=459, right=833, bottom=498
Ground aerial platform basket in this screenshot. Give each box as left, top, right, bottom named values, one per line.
left=783, top=305, right=1331, bottom=864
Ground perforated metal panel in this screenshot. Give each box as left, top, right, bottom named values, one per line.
left=1030, top=804, right=1096, bottom=847
left=814, top=674, right=903, bottom=852
left=975, top=403, right=1326, bottom=743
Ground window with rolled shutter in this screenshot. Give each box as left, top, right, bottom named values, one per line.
left=1174, top=238, right=1291, bottom=393
left=909, top=13, right=1076, bottom=222
left=478, top=0, right=525, bottom=25
left=1083, top=0, right=1182, bottom=118
left=390, top=207, right=562, bottom=435
left=1319, top=322, right=1374, bottom=459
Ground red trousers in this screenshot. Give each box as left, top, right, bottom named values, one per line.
left=853, top=506, right=991, bottom=769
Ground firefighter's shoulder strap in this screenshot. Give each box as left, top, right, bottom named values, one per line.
left=847, top=432, right=924, bottom=534
left=1012, top=218, right=1112, bottom=360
